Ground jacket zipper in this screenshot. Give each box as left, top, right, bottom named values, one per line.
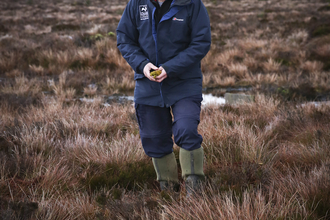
left=152, top=0, right=189, bottom=107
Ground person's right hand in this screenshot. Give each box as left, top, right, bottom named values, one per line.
left=143, top=62, right=158, bottom=81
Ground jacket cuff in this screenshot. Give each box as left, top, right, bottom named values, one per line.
left=138, top=60, right=150, bottom=74
left=161, top=65, right=170, bottom=78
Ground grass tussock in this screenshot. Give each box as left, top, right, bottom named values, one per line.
left=1, top=93, right=330, bottom=219
left=0, top=0, right=329, bottom=99
left=1, top=0, right=330, bottom=219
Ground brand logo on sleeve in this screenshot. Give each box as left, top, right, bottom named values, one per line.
left=139, top=5, right=148, bottom=20
left=173, top=17, right=184, bottom=22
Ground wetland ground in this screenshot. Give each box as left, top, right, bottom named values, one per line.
left=1, top=0, right=330, bottom=219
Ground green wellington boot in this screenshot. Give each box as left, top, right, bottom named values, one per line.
left=179, top=147, right=205, bottom=197
left=152, top=152, right=180, bottom=192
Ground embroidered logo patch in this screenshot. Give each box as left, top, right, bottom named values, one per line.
left=139, top=5, right=148, bottom=20
left=173, top=17, right=184, bottom=22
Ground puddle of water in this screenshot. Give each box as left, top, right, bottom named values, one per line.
left=79, top=94, right=226, bottom=106
left=79, top=97, right=96, bottom=103
left=107, top=95, right=134, bottom=104
left=203, top=86, right=253, bottom=94
left=104, top=94, right=225, bottom=106
left=79, top=94, right=330, bottom=109
left=300, top=101, right=330, bottom=108
left=202, top=94, right=225, bottom=106
left=0, top=34, right=12, bottom=41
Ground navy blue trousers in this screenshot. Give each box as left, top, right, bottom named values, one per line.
left=135, top=94, right=203, bottom=158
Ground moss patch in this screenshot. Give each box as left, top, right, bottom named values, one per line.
left=205, top=162, right=270, bottom=194
left=276, top=83, right=320, bottom=101
left=310, top=23, right=330, bottom=38
left=317, top=4, right=330, bottom=11
left=0, top=93, right=41, bottom=111
left=323, top=61, right=330, bottom=71
left=84, top=160, right=156, bottom=191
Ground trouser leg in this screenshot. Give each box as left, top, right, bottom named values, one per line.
left=135, top=103, right=173, bottom=158
left=172, top=95, right=205, bottom=195
left=172, top=95, right=203, bottom=152
left=135, top=103, right=179, bottom=191
left=135, top=94, right=205, bottom=193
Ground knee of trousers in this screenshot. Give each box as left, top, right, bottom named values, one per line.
left=173, top=118, right=203, bottom=151
left=140, top=133, right=174, bottom=158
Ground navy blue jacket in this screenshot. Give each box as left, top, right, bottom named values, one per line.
left=116, top=0, right=211, bottom=107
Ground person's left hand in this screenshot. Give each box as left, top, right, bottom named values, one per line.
left=154, top=66, right=167, bottom=83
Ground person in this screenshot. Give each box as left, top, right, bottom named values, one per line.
left=116, top=0, right=211, bottom=194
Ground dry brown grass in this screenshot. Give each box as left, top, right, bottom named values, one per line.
left=161, top=186, right=311, bottom=220
left=300, top=60, right=324, bottom=73
left=1, top=0, right=330, bottom=219
left=1, top=0, right=329, bottom=98
left=262, top=58, right=282, bottom=73
left=1, top=91, right=330, bottom=219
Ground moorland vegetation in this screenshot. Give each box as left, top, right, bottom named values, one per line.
left=1, top=0, right=330, bottom=219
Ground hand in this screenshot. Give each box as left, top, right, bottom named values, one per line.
left=143, top=62, right=158, bottom=81
left=154, top=66, right=167, bottom=83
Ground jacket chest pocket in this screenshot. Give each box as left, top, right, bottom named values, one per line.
left=168, top=16, right=191, bottom=44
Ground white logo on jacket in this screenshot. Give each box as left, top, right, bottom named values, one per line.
left=173, top=17, right=184, bottom=22
left=139, top=5, right=148, bottom=20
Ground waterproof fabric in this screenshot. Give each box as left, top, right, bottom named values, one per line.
left=135, top=94, right=203, bottom=158
left=117, top=0, right=211, bottom=107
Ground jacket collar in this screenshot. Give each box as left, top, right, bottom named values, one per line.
left=172, top=0, right=191, bottom=6
left=149, top=0, right=191, bottom=6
